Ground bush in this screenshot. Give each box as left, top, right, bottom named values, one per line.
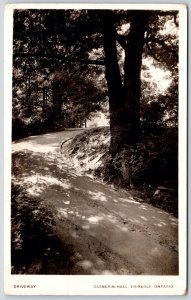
left=95, top=128, right=178, bottom=216
left=12, top=118, right=28, bottom=140
left=96, top=127, right=178, bottom=189
left=12, top=112, right=66, bottom=141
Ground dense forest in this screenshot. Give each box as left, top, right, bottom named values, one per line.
left=13, top=8, right=178, bottom=204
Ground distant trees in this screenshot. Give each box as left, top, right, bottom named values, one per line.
left=13, top=9, right=107, bottom=138
left=50, top=67, right=107, bottom=128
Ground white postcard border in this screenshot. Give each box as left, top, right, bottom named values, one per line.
left=4, top=3, right=187, bottom=296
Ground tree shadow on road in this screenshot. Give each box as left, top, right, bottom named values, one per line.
left=11, top=184, right=77, bottom=275
left=11, top=149, right=178, bottom=275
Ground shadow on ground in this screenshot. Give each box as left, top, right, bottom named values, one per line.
left=11, top=184, right=80, bottom=275
left=11, top=147, right=178, bottom=275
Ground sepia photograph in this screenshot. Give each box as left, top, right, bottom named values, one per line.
left=4, top=3, right=187, bottom=296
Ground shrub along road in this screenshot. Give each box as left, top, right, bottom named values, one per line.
left=12, top=129, right=178, bottom=275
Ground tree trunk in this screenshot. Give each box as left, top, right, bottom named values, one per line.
left=122, top=11, right=150, bottom=146
left=52, top=81, right=63, bottom=124
left=100, top=10, right=149, bottom=155
left=26, top=75, right=32, bottom=117
left=100, top=11, right=123, bottom=155
left=42, top=87, right=46, bottom=111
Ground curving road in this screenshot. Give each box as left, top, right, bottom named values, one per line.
left=12, top=129, right=178, bottom=275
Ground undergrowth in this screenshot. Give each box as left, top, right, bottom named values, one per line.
left=62, top=127, right=178, bottom=217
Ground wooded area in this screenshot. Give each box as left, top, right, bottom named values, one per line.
left=13, top=8, right=178, bottom=190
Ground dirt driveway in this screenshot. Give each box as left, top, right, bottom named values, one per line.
left=12, top=130, right=178, bottom=275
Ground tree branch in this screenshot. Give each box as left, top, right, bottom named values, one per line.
left=173, top=13, right=179, bottom=27
left=145, top=40, right=159, bottom=62
left=115, top=33, right=127, bottom=50
left=13, top=52, right=105, bottom=66
left=145, top=37, right=178, bottom=62
left=153, top=10, right=179, bottom=17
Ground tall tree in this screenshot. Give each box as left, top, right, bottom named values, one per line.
left=100, top=10, right=151, bottom=154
